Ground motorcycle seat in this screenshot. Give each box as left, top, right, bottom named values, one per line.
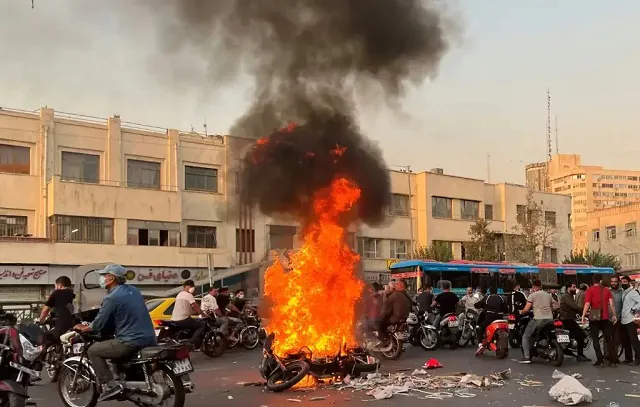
left=137, top=346, right=168, bottom=359
left=491, top=320, right=508, bottom=324
left=158, top=320, right=181, bottom=328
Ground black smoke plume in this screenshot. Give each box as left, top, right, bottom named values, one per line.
left=155, top=0, right=451, bottom=226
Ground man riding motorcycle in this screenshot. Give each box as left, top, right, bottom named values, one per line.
left=559, top=282, right=590, bottom=362
left=474, top=285, right=507, bottom=355
left=519, top=279, right=554, bottom=364
left=171, top=280, right=206, bottom=349
left=376, top=279, right=412, bottom=350
left=73, top=264, right=157, bottom=402
left=201, top=287, right=230, bottom=335
left=431, top=281, right=459, bottom=328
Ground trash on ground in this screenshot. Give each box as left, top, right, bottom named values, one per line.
left=227, top=395, right=234, bottom=400
left=309, top=396, right=326, bottom=401
left=424, top=358, right=443, bottom=369
left=625, top=394, right=640, bottom=398
left=552, top=370, right=582, bottom=380
left=286, top=399, right=302, bottom=403
left=518, top=380, right=543, bottom=387
left=549, top=376, right=593, bottom=406
left=336, top=369, right=510, bottom=400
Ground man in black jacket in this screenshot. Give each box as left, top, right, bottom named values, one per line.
left=560, top=282, right=590, bottom=362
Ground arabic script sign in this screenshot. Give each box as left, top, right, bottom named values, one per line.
left=0, top=266, right=48, bottom=283
left=136, top=269, right=180, bottom=283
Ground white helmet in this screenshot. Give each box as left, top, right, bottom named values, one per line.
left=406, top=313, right=418, bottom=324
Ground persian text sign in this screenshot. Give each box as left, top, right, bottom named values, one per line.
left=0, top=266, right=48, bottom=284
left=136, top=269, right=181, bottom=284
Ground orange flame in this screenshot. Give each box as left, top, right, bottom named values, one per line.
left=264, top=178, right=364, bottom=357
left=256, top=138, right=269, bottom=145
left=331, top=145, right=347, bottom=157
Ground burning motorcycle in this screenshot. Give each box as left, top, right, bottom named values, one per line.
left=260, top=333, right=379, bottom=393
left=523, top=319, right=569, bottom=366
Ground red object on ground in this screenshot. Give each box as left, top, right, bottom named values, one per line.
left=424, top=358, right=443, bottom=369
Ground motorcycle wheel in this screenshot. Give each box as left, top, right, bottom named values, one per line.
left=419, top=329, right=438, bottom=351
left=496, top=331, right=509, bottom=359
left=58, top=360, right=99, bottom=407
left=45, top=344, right=62, bottom=383
left=266, top=361, right=310, bottom=393
left=380, top=336, right=403, bottom=360
left=551, top=340, right=564, bottom=367
left=0, top=393, right=26, bottom=407
left=241, top=327, right=260, bottom=350
left=203, top=331, right=226, bottom=358
left=155, top=363, right=186, bottom=407
left=509, top=331, right=521, bottom=349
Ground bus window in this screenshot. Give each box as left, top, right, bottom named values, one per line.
left=539, top=268, right=558, bottom=285
left=447, top=272, right=472, bottom=292
left=499, top=274, right=517, bottom=292
left=423, top=271, right=441, bottom=290
left=470, top=273, right=494, bottom=295
left=517, top=272, right=538, bottom=289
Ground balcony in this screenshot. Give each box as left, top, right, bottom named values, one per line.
left=47, top=176, right=181, bottom=222
left=0, top=237, right=231, bottom=269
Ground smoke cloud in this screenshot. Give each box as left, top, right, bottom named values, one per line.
left=149, top=0, right=452, bottom=226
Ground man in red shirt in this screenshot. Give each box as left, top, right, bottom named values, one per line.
left=582, top=278, right=618, bottom=367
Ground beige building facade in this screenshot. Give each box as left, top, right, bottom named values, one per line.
left=357, top=170, right=573, bottom=279
left=545, top=154, right=640, bottom=251
left=525, top=162, right=549, bottom=192
left=586, top=203, right=640, bottom=268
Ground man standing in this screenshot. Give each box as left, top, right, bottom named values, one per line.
left=576, top=284, right=588, bottom=308
left=416, top=285, right=434, bottom=313
left=519, top=280, right=554, bottom=364
left=582, top=278, right=617, bottom=367
left=461, top=287, right=479, bottom=310
left=559, top=282, right=590, bottom=362
left=171, top=280, right=206, bottom=350
left=507, top=284, right=527, bottom=314
left=620, top=276, right=640, bottom=365
left=610, top=276, right=630, bottom=364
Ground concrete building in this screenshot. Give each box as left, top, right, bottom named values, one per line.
left=544, top=154, right=640, bottom=251
left=525, top=162, right=549, bottom=192
left=586, top=203, right=640, bottom=268
left=356, top=169, right=573, bottom=280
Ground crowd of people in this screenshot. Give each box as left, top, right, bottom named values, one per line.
left=363, top=275, right=640, bottom=367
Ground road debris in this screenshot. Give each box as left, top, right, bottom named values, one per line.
left=335, top=368, right=510, bottom=400
left=549, top=376, right=593, bottom=406
left=309, top=397, right=326, bottom=401
left=625, top=394, right=640, bottom=398
left=552, top=369, right=582, bottom=380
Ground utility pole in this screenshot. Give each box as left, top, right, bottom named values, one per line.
left=486, top=154, right=491, bottom=183
left=555, top=115, right=559, bottom=154
left=406, top=165, right=419, bottom=289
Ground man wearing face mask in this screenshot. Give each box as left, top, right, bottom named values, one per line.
left=74, top=264, right=156, bottom=401
left=171, top=280, right=206, bottom=351
left=560, top=282, right=590, bottom=362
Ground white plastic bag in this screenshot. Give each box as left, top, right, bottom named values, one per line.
left=549, top=376, right=593, bottom=405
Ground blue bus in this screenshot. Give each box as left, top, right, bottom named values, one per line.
left=389, top=260, right=614, bottom=296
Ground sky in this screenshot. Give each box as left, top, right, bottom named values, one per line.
left=0, top=0, right=638, bottom=184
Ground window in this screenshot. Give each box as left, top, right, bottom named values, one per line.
left=268, top=225, right=297, bottom=250
left=127, top=159, right=161, bottom=189
left=185, top=166, right=218, bottom=192
left=0, top=215, right=27, bottom=236
left=602, top=183, right=614, bottom=188
left=629, top=176, right=638, bottom=181
left=460, top=200, right=479, bottom=220
left=606, top=226, right=616, bottom=240
left=484, top=204, right=493, bottom=220
left=592, top=229, right=600, bottom=242
left=626, top=222, right=637, bottom=237
left=568, top=214, right=572, bottom=229
left=61, top=152, right=99, bottom=183
left=516, top=205, right=526, bottom=224
left=50, top=215, right=113, bottom=243
left=432, top=197, right=452, bottom=218
left=544, top=211, right=556, bottom=227
left=357, top=237, right=382, bottom=259
left=625, top=253, right=639, bottom=267
left=127, top=220, right=179, bottom=246
left=186, top=226, right=217, bottom=248
left=390, top=240, right=409, bottom=259
left=236, top=228, right=256, bottom=252
left=389, top=194, right=409, bottom=216
left=0, top=144, right=30, bottom=175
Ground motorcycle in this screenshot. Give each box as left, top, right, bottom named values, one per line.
left=436, top=313, right=460, bottom=349
left=523, top=319, right=569, bottom=366
left=476, top=318, right=509, bottom=359
left=0, top=311, right=44, bottom=407
left=156, top=315, right=226, bottom=358
left=507, top=311, right=532, bottom=349
left=260, top=333, right=378, bottom=393
left=457, top=309, right=479, bottom=348
left=360, top=322, right=404, bottom=360
left=226, top=314, right=261, bottom=350
left=57, top=330, right=195, bottom=407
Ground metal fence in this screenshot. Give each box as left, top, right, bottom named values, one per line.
left=0, top=302, right=43, bottom=324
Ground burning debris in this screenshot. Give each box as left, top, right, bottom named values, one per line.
left=336, top=369, right=511, bottom=400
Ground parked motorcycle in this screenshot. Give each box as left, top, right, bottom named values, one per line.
left=0, top=312, right=44, bottom=407
left=57, top=330, right=195, bottom=407
left=457, top=309, right=479, bottom=348
left=226, top=314, right=261, bottom=350
left=476, top=319, right=509, bottom=359
left=437, top=313, right=460, bottom=349
left=156, top=316, right=226, bottom=358
left=361, top=322, right=404, bottom=360
left=522, top=319, right=569, bottom=366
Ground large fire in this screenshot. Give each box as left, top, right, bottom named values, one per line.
left=264, top=177, right=365, bottom=357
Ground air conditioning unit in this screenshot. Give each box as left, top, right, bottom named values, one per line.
left=430, top=168, right=444, bottom=174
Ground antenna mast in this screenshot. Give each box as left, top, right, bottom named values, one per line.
left=555, top=115, right=559, bottom=154
left=487, top=153, right=491, bottom=183
left=547, top=89, right=552, bottom=162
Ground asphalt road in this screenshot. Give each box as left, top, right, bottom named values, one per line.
left=29, top=344, right=640, bottom=407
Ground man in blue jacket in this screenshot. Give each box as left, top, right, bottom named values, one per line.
left=73, top=264, right=156, bottom=401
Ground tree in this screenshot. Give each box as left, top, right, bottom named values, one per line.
left=414, top=241, right=453, bottom=262
left=563, top=249, right=622, bottom=270
left=465, top=218, right=500, bottom=261
left=506, top=188, right=556, bottom=264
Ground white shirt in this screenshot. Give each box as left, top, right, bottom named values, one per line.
left=171, top=291, right=196, bottom=321
left=621, top=288, right=640, bottom=325
left=201, top=294, right=219, bottom=314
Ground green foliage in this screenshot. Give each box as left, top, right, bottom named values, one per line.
left=414, top=241, right=453, bottom=263
left=465, top=218, right=500, bottom=261
left=563, top=249, right=622, bottom=270
left=508, top=188, right=556, bottom=264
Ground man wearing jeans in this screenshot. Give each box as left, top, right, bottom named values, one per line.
left=519, top=280, right=554, bottom=364
left=582, top=278, right=617, bottom=367
left=171, top=280, right=206, bottom=349
left=75, top=264, right=157, bottom=401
